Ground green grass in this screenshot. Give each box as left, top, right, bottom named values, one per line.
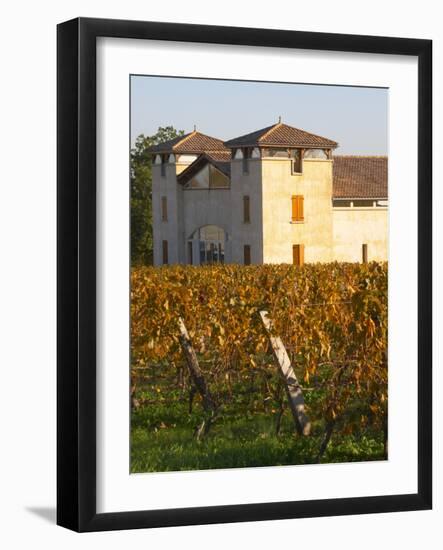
left=131, top=396, right=385, bottom=473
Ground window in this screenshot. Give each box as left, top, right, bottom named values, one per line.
left=186, top=164, right=230, bottom=189
left=333, top=199, right=384, bottom=208
left=242, top=148, right=250, bottom=174
left=161, top=155, right=167, bottom=177
left=243, top=195, right=250, bottom=223
left=265, top=148, right=289, bottom=158
left=162, top=240, right=168, bottom=265
left=332, top=199, right=352, bottom=208
left=362, top=244, right=368, bottom=264
left=244, top=245, right=251, bottom=265
left=199, top=241, right=224, bottom=265
left=188, top=241, right=193, bottom=265
left=293, top=244, right=304, bottom=266
left=353, top=199, right=375, bottom=208
left=291, top=195, right=304, bottom=222
left=209, top=165, right=230, bottom=188
left=291, top=149, right=302, bottom=173
left=191, top=225, right=225, bottom=265
left=161, top=196, right=167, bottom=221
left=304, top=149, right=328, bottom=159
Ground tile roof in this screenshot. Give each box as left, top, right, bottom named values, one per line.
left=224, top=122, right=338, bottom=149
left=205, top=150, right=232, bottom=162
left=204, top=151, right=232, bottom=176
left=333, top=156, right=388, bottom=199
left=148, top=131, right=228, bottom=154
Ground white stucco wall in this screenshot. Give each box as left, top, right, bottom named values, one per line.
left=183, top=187, right=232, bottom=263
left=152, top=155, right=388, bottom=266
left=152, top=162, right=183, bottom=265
left=229, top=159, right=263, bottom=264
left=153, top=159, right=234, bottom=265
left=261, top=158, right=334, bottom=263
left=333, top=207, right=388, bottom=262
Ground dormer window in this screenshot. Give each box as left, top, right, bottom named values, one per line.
left=185, top=164, right=230, bottom=189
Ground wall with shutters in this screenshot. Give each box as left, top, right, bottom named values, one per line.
left=229, top=158, right=264, bottom=264
left=261, top=158, right=334, bottom=263
left=152, top=161, right=184, bottom=265
left=153, top=154, right=389, bottom=266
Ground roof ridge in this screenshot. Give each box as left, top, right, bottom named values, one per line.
left=258, top=122, right=281, bottom=142
left=223, top=124, right=276, bottom=146
left=171, top=130, right=197, bottom=150
left=197, top=134, right=227, bottom=150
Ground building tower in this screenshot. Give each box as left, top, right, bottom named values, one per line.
left=224, top=121, right=338, bottom=264
left=149, top=130, right=228, bottom=265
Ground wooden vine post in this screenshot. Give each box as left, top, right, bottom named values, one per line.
left=178, top=317, right=217, bottom=439
left=260, top=310, right=311, bottom=436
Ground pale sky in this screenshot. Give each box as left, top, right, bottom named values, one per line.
left=130, top=75, right=388, bottom=155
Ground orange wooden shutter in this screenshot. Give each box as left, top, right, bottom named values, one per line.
left=293, top=244, right=304, bottom=266
left=293, top=244, right=298, bottom=265
left=362, top=244, right=368, bottom=263
left=300, top=243, right=304, bottom=265
left=161, top=196, right=167, bottom=221
left=291, top=196, right=304, bottom=222
left=244, top=245, right=251, bottom=265
left=162, top=240, right=168, bottom=264
left=243, top=195, right=250, bottom=223
left=298, top=196, right=304, bottom=221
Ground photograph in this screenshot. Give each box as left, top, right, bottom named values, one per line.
left=129, top=75, right=389, bottom=473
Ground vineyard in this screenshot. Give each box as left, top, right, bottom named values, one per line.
left=131, top=262, right=388, bottom=472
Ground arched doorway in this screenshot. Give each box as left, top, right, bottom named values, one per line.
left=188, top=225, right=225, bottom=265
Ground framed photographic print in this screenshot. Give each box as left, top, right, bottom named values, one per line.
left=57, top=17, right=432, bottom=532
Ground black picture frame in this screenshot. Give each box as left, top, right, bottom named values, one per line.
left=57, top=17, right=432, bottom=532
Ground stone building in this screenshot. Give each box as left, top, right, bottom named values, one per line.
left=149, top=122, right=388, bottom=266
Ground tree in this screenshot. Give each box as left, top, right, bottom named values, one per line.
left=130, top=126, right=184, bottom=265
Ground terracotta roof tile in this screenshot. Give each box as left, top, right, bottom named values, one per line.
left=224, top=122, right=338, bottom=149
left=204, top=151, right=231, bottom=176
left=205, top=150, right=231, bottom=162
left=333, top=156, right=388, bottom=199
left=148, top=131, right=228, bottom=154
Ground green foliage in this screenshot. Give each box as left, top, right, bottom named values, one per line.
left=131, top=391, right=385, bottom=472
left=130, top=126, right=184, bottom=265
